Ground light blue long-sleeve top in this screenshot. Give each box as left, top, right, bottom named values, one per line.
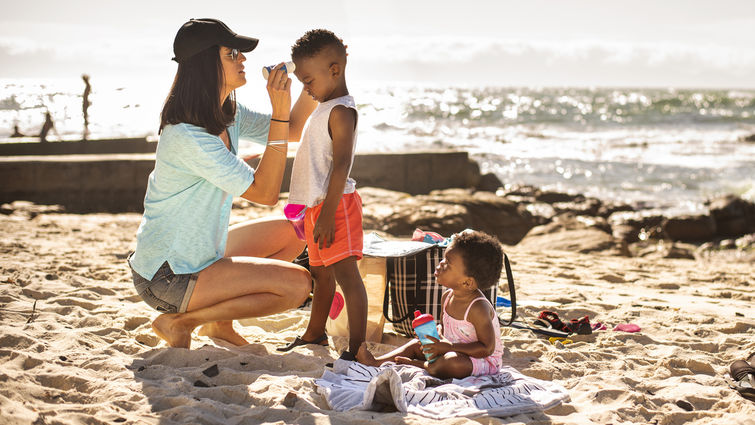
left=129, top=104, right=270, bottom=280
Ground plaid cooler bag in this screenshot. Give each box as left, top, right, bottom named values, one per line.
left=382, top=245, right=511, bottom=337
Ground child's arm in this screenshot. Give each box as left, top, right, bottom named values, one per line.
left=289, top=87, right=317, bottom=142
left=423, top=301, right=497, bottom=360
left=312, top=105, right=357, bottom=249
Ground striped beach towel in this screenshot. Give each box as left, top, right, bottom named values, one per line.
left=315, top=359, right=569, bottom=419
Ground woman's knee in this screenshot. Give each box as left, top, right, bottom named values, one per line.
left=287, top=266, right=312, bottom=307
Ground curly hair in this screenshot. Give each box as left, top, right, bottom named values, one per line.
left=291, top=29, right=346, bottom=61
left=451, top=231, right=504, bottom=291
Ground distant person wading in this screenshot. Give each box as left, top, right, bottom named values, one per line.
left=82, top=74, right=91, bottom=140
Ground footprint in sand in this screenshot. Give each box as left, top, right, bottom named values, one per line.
left=124, top=317, right=150, bottom=331
left=49, top=298, right=99, bottom=311
left=135, top=333, right=161, bottom=347
left=22, top=355, right=45, bottom=370
left=88, top=287, right=117, bottom=296
left=599, top=273, right=626, bottom=283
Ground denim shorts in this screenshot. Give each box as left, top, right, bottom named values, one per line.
left=127, top=254, right=199, bottom=313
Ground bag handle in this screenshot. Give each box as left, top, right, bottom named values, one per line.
left=382, top=246, right=441, bottom=325
left=498, top=253, right=517, bottom=326
left=382, top=255, right=420, bottom=324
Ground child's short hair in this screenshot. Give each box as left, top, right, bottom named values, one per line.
left=291, top=29, right=346, bottom=61
left=451, top=230, right=503, bottom=291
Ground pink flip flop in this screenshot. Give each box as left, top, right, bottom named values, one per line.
left=329, top=292, right=345, bottom=319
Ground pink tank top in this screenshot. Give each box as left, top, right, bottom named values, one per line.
left=441, top=289, right=503, bottom=360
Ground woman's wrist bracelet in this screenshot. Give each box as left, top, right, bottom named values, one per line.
left=270, top=118, right=289, bottom=123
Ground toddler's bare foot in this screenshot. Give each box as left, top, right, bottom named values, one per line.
left=152, top=314, right=193, bottom=348
left=395, top=356, right=426, bottom=369
left=197, top=321, right=249, bottom=346
left=356, top=342, right=381, bottom=367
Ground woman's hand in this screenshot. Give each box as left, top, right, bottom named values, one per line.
left=266, top=63, right=292, bottom=120
left=422, top=335, right=453, bottom=361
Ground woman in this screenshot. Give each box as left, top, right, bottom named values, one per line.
left=127, top=18, right=317, bottom=349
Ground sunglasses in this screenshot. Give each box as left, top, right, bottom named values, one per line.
left=224, top=48, right=240, bottom=61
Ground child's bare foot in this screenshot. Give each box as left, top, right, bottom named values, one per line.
left=152, top=314, right=193, bottom=348
left=356, top=342, right=381, bottom=366
left=395, top=356, right=426, bottom=369
left=197, top=321, right=249, bottom=346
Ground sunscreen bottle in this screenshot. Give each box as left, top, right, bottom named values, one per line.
left=262, top=61, right=296, bottom=80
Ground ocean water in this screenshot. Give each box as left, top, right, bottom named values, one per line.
left=2, top=77, right=754, bottom=215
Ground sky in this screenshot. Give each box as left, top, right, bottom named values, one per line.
left=1, top=0, right=755, bottom=88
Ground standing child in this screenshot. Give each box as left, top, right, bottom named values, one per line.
left=357, top=231, right=505, bottom=379
left=277, top=29, right=367, bottom=360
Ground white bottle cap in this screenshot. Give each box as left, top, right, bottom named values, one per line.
left=262, top=61, right=296, bottom=80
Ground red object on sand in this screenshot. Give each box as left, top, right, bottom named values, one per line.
left=613, top=323, right=641, bottom=333
left=329, top=292, right=345, bottom=319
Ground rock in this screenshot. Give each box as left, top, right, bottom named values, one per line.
left=500, top=184, right=540, bottom=198
left=519, top=214, right=628, bottom=256
left=2, top=201, right=65, bottom=218
left=202, top=364, right=219, bottom=378
left=524, top=213, right=610, bottom=235
left=743, top=133, right=755, bottom=143
left=535, top=191, right=584, bottom=204
left=633, top=241, right=695, bottom=260
left=735, top=233, right=755, bottom=251
left=662, top=215, right=716, bottom=242
left=719, top=239, right=736, bottom=249
left=552, top=198, right=603, bottom=217
left=707, top=195, right=755, bottom=237
left=360, top=187, right=536, bottom=245
left=524, top=203, right=557, bottom=224
left=518, top=227, right=629, bottom=256
left=476, top=173, right=504, bottom=192
left=608, top=211, right=665, bottom=243
left=597, top=202, right=635, bottom=218
left=281, top=391, right=298, bottom=408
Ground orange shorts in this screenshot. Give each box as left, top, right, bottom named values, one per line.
left=305, top=191, right=363, bottom=267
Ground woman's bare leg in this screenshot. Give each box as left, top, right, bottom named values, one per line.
left=153, top=217, right=310, bottom=348
left=153, top=256, right=310, bottom=348
left=196, top=216, right=307, bottom=343
left=225, top=216, right=306, bottom=261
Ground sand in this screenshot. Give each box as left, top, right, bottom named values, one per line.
left=0, top=201, right=754, bottom=425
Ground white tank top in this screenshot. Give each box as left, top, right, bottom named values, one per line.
left=289, top=95, right=358, bottom=207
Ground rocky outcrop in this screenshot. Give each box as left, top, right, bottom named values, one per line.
left=707, top=195, right=755, bottom=237
left=607, top=211, right=665, bottom=243
left=662, top=215, right=716, bottom=242
left=357, top=187, right=754, bottom=260
left=517, top=213, right=629, bottom=256
left=360, top=187, right=536, bottom=245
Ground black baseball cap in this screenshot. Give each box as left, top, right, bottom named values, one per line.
left=172, top=18, right=259, bottom=63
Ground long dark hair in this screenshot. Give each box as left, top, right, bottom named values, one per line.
left=159, top=46, right=236, bottom=135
